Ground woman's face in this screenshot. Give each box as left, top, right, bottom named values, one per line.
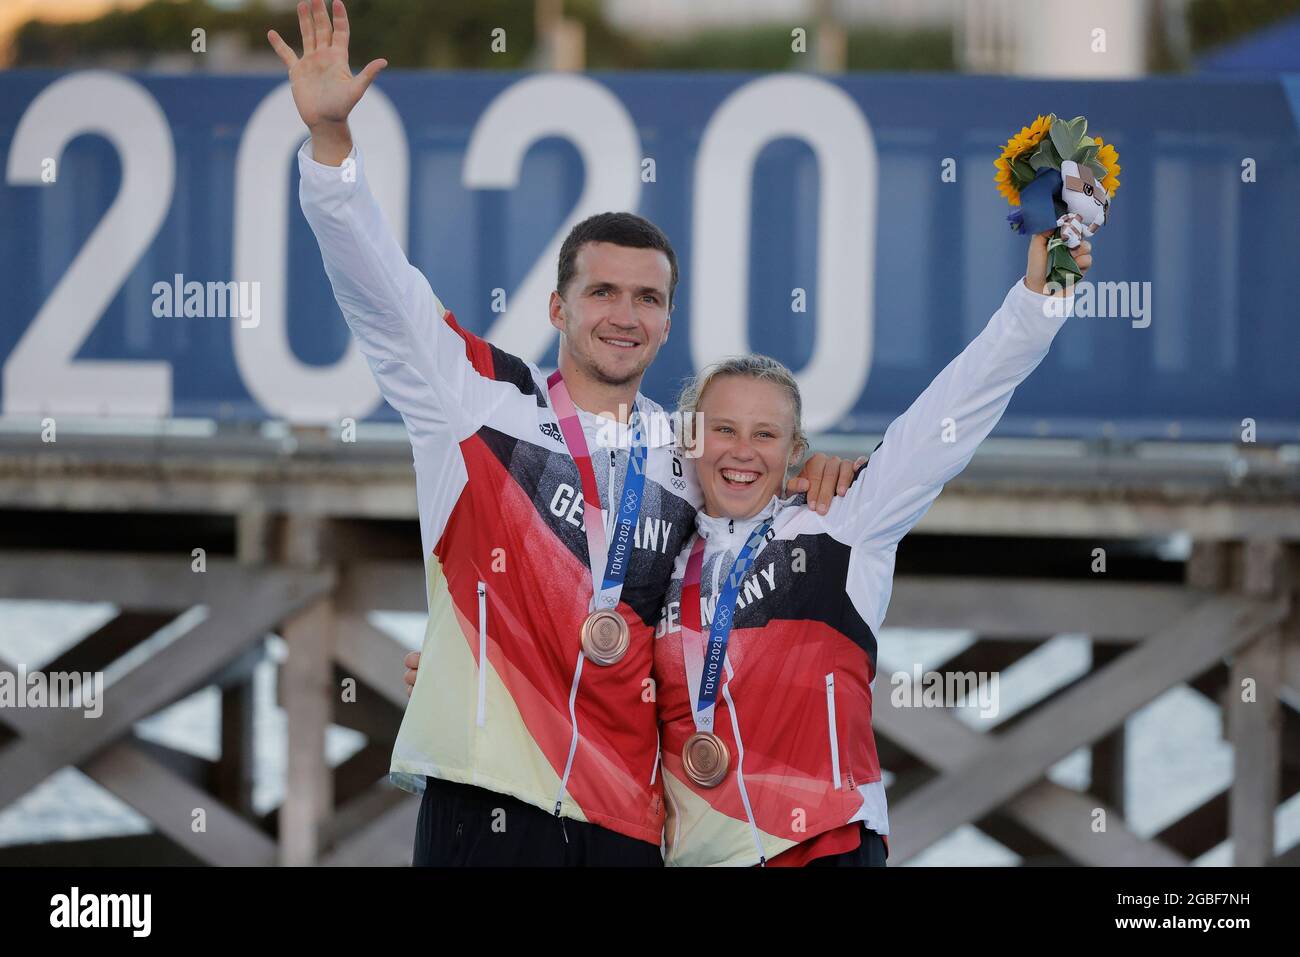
left=694, top=375, right=801, bottom=520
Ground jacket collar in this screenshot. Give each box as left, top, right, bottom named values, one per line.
left=574, top=397, right=679, bottom=450
left=693, top=491, right=799, bottom=543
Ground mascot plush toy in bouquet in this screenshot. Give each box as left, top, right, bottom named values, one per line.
left=995, top=113, right=1121, bottom=290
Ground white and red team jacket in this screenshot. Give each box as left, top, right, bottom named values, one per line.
left=299, top=140, right=701, bottom=846
left=653, top=277, right=1077, bottom=866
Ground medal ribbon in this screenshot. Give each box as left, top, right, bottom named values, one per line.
left=546, top=370, right=649, bottom=612
left=680, top=518, right=774, bottom=733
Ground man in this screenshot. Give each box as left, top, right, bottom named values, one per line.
left=268, top=0, right=858, bottom=866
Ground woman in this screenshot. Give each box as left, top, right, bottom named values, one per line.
left=654, top=233, right=1092, bottom=866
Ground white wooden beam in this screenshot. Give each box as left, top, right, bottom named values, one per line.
left=280, top=594, right=337, bottom=867
left=82, top=744, right=277, bottom=867
left=887, top=595, right=1288, bottom=862
left=1228, top=631, right=1283, bottom=866
left=335, top=560, right=426, bottom=614
left=875, top=699, right=1184, bottom=865
left=0, top=567, right=333, bottom=809
left=335, top=613, right=411, bottom=710
left=886, top=578, right=1201, bottom=639
left=319, top=792, right=419, bottom=867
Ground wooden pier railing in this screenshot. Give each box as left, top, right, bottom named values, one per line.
left=1, top=433, right=1296, bottom=865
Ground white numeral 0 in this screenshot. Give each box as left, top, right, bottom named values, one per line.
left=692, top=75, right=876, bottom=432
left=232, top=81, right=409, bottom=423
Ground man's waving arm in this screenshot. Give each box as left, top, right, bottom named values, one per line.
left=269, top=0, right=501, bottom=436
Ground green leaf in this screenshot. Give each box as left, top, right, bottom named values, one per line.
left=1047, top=243, right=1083, bottom=290
left=1087, top=161, right=1108, bottom=181
left=1048, top=118, right=1080, bottom=162
left=1028, top=138, right=1062, bottom=172
left=1065, top=120, right=1092, bottom=161
left=1012, top=158, right=1036, bottom=184
left=1077, top=145, right=1100, bottom=167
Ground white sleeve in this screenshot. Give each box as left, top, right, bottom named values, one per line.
left=297, top=139, right=506, bottom=441
left=829, top=277, right=1075, bottom=550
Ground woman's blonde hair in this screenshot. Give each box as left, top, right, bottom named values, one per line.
left=676, top=355, right=808, bottom=468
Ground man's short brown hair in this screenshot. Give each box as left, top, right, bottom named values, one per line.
left=556, top=212, right=679, bottom=310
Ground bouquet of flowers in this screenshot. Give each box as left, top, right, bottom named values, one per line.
left=994, top=113, right=1121, bottom=289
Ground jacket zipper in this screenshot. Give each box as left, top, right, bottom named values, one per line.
left=825, top=672, right=841, bottom=790
left=552, top=652, right=584, bottom=844
left=476, top=581, right=487, bottom=727
left=608, top=450, right=618, bottom=537
left=722, top=662, right=766, bottom=866
left=553, top=445, right=618, bottom=842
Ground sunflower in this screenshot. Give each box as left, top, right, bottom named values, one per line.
left=1092, top=136, right=1121, bottom=197
left=994, top=113, right=1052, bottom=206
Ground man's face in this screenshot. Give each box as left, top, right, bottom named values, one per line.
left=550, top=242, right=672, bottom=395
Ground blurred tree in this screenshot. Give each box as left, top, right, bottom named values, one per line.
left=16, top=0, right=1300, bottom=74
left=605, top=24, right=953, bottom=72
left=1187, top=0, right=1300, bottom=52
left=10, top=0, right=636, bottom=70
left=10, top=0, right=951, bottom=72
left=844, top=26, right=953, bottom=72
left=14, top=0, right=232, bottom=64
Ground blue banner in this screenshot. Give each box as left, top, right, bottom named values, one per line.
left=1, top=69, right=1297, bottom=441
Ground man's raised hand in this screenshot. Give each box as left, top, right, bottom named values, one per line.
left=786, top=453, right=867, bottom=515
left=266, top=0, right=386, bottom=163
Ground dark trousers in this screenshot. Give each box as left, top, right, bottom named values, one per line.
left=804, top=825, right=889, bottom=867
left=412, top=775, right=664, bottom=867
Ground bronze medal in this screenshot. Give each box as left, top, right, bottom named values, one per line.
left=581, top=609, right=629, bottom=666
left=682, top=731, right=730, bottom=788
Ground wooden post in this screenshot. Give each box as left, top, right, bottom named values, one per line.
left=1089, top=642, right=1126, bottom=816
left=535, top=0, right=584, bottom=71
left=1227, top=631, right=1281, bottom=866
left=1187, top=540, right=1234, bottom=734
left=279, top=516, right=337, bottom=866
left=1227, top=539, right=1287, bottom=866
left=1186, top=540, right=1230, bottom=591
left=218, top=679, right=257, bottom=816
left=219, top=510, right=272, bottom=817
left=813, top=0, right=847, bottom=73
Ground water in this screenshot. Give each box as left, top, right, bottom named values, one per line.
left=1, top=600, right=1296, bottom=865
